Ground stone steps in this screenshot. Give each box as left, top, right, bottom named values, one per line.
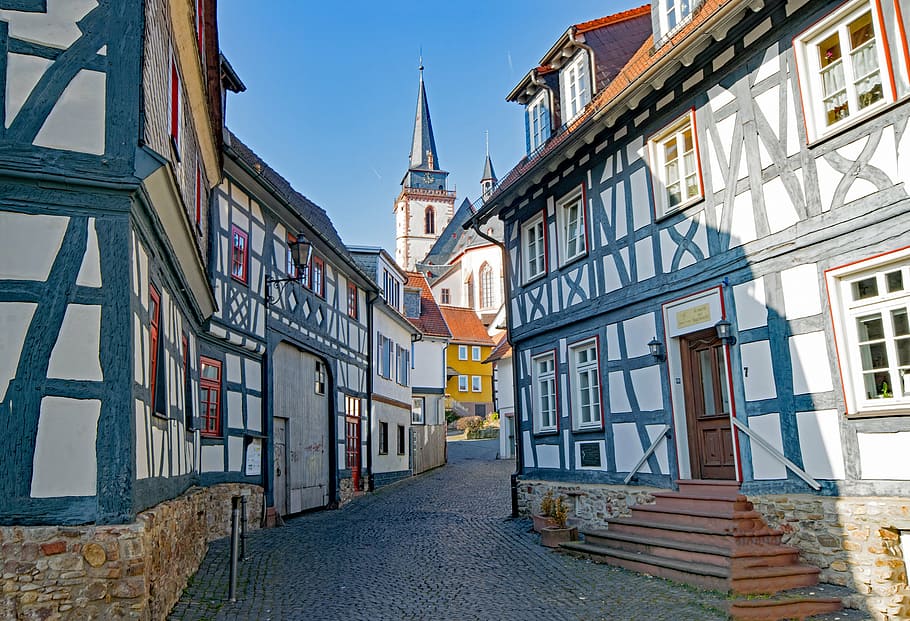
left=560, top=480, right=844, bottom=620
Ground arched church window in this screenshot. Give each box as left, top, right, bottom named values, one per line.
left=480, top=262, right=494, bottom=308
left=425, top=206, right=435, bottom=235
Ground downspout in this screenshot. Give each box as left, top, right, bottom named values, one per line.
left=569, top=27, right=597, bottom=94
left=470, top=221, right=522, bottom=518
left=365, top=289, right=379, bottom=492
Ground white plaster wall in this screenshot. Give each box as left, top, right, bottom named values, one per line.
left=630, top=365, right=663, bottom=411
left=740, top=340, right=777, bottom=401
left=733, top=277, right=767, bottom=330
left=623, top=313, right=657, bottom=358
left=789, top=331, right=834, bottom=394
left=201, top=445, right=223, bottom=473
left=0, top=211, right=68, bottom=281
left=31, top=397, right=101, bottom=497
left=228, top=436, right=244, bottom=472
left=796, top=409, right=845, bottom=480
left=613, top=422, right=645, bottom=472
left=645, top=424, right=671, bottom=474
left=608, top=371, right=632, bottom=413
left=76, top=218, right=102, bottom=288
left=33, top=68, right=105, bottom=154
left=373, top=305, right=414, bottom=406
left=858, top=432, right=910, bottom=480
left=47, top=304, right=103, bottom=381
left=536, top=443, right=561, bottom=469
left=0, top=302, right=37, bottom=402
left=748, top=412, right=787, bottom=480
left=372, top=401, right=411, bottom=475
left=780, top=263, right=821, bottom=319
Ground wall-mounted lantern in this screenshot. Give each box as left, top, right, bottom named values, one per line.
left=648, top=337, right=665, bottom=361
left=265, top=234, right=312, bottom=305
left=715, top=319, right=736, bottom=346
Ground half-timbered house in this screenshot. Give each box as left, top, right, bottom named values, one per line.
left=221, top=132, right=377, bottom=516
left=468, top=0, right=910, bottom=617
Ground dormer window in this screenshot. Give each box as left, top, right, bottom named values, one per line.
left=662, top=0, right=694, bottom=34
left=527, top=91, right=550, bottom=153
left=560, top=52, right=590, bottom=122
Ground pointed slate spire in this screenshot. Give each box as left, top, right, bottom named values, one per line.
left=481, top=131, right=497, bottom=201
left=409, top=62, right=441, bottom=172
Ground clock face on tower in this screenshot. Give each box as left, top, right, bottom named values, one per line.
left=423, top=172, right=434, bottom=185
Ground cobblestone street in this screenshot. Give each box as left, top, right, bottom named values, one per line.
left=169, top=437, right=732, bottom=621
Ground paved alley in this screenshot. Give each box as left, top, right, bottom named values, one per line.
left=169, top=438, right=733, bottom=621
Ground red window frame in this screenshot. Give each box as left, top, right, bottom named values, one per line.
left=348, top=282, right=358, bottom=319
left=169, top=57, right=180, bottom=154
left=195, top=0, right=205, bottom=58
left=199, top=357, right=222, bottom=436
left=230, top=225, right=248, bottom=283
left=149, top=285, right=161, bottom=412
left=312, top=256, right=325, bottom=298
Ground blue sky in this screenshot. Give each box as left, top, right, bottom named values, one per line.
left=218, top=2, right=641, bottom=253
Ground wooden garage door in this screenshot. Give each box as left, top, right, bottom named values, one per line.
left=273, top=343, right=329, bottom=514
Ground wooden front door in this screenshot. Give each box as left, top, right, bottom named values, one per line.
left=680, top=329, right=736, bottom=480
left=345, top=417, right=361, bottom=491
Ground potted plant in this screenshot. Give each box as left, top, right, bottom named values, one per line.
left=540, top=496, right=579, bottom=548
left=532, top=490, right=558, bottom=533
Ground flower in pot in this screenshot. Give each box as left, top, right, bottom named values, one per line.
left=532, top=490, right=558, bottom=533
left=540, top=496, right=579, bottom=548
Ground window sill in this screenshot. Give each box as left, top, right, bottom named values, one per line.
left=534, top=428, right=559, bottom=437
left=559, top=250, right=588, bottom=270
left=573, top=423, right=604, bottom=433
left=655, top=195, right=704, bottom=223
left=230, top=274, right=248, bottom=286
left=523, top=272, right=548, bottom=287
left=805, top=96, right=901, bottom=148
left=847, top=405, right=910, bottom=418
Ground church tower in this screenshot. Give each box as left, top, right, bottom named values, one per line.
left=480, top=135, right=497, bottom=202
left=394, top=65, right=456, bottom=270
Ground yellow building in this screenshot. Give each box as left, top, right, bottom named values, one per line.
left=439, top=305, right=494, bottom=416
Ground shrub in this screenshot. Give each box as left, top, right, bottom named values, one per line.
left=454, top=415, right=483, bottom=432
left=445, top=410, right=459, bottom=425
left=539, top=490, right=555, bottom=517
left=552, top=496, right=569, bottom=529
left=485, top=412, right=500, bottom=426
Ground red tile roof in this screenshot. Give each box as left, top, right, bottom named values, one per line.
left=486, top=0, right=734, bottom=209
left=439, top=306, right=494, bottom=346
left=574, top=4, right=651, bottom=33
left=484, top=331, right=512, bottom=363
left=405, top=272, right=451, bottom=339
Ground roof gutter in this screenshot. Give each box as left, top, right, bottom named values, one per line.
left=467, top=0, right=757, bottom=228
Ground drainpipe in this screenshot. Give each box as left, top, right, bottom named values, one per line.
left=366, top=290, right=379, bottom=492
left=569, top=28, right=597, bottom=94
left=470, top=220, right=522, bottom=518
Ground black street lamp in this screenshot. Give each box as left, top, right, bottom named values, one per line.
left=265, top=234, right=311, bottom=305
left=715, top=318, right=736, bottom=346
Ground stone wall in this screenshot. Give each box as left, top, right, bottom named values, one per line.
left=0, top=483, right=262, bottom=620
left=519, top=479, right=910, bottom=620
left=754, top=495, right=909, bottom=621
left=518, top=479, right=657, bottom=528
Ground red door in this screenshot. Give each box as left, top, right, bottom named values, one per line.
left=345, top=417, right=361, bottom=491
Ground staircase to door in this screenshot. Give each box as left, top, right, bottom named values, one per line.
left=561, top=480, right=845, bottom=620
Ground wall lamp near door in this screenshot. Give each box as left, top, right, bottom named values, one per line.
left=648, top=337, right=665, bottom=361
left=265, top=234, right=312, bottom=305
left=715, top=319, right=736, bottom=346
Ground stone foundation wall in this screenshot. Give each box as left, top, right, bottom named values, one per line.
left=517, top=479, right=658, bottom=528
left=753, top=495, right=909, bottom=621
left=0, top=483, right=263, bottom=620
left=519, top=479, right=910, bottom=621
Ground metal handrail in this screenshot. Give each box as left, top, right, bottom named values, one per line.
left=731, top=417, right=821, bottom=490
left=623, top=425, right=671, bottom=484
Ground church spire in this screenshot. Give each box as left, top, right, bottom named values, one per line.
left=481, top=131, right=497, bottom=201
left=408, top=62, right=441, bottom=173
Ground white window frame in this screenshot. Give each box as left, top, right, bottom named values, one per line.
left=794, top=0, right=896, bottom=143
left=648, top=109, right=703, bottom=219
left=412, top=397, right=425, bottom=425
left=527, top=91, right=550, bottom=152
left=660, top=0, right=696, bottom=35
left=569, top=338, right=602, bottom=430
left=471, top=375, right=482, bottom=392
left=560, top=51, right=590, bottom=122
left=458, top=374, right=468, bottom=392
left=826, top=248, right=910, bottom=417
left=458, top=345, right=468, bottom=360
left=556, top=185, right=587, bottom=266
left=532, top=352, right=558, bottom=433
left=472, top=346, right=482, bottom=361
left=522, top=212, right=547, bottom=283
